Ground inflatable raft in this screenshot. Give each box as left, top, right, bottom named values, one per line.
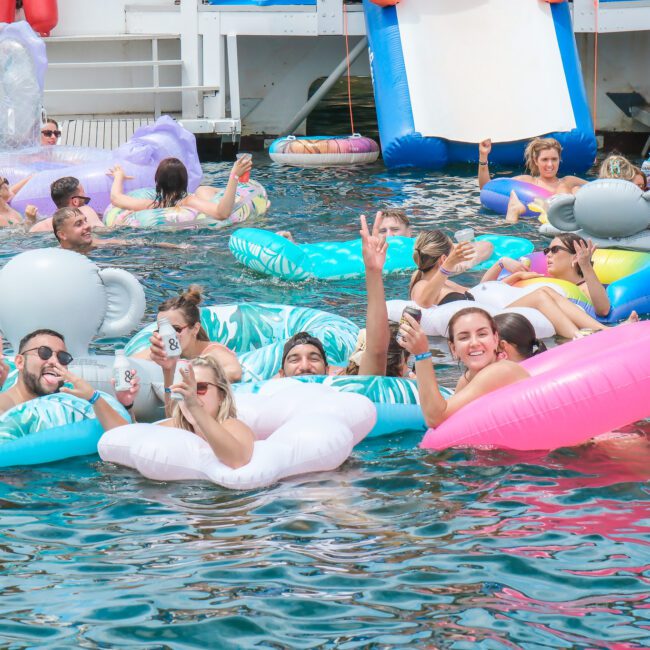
left=268, top=134, right=380, bottom=167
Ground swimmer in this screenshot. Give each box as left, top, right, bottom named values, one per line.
left=409, top=230, right=615, bottom=340
left=137, top=286, right=242, bottom=384
left=478, top=137, right=586, bottom=223
left=398, top=307, right=529, bottom=426
left=108, top=156, right=253, bottom=221
left=29, top=176, right=104, bottom=233
left=0, top=177, right=23, bottom=227
left=40, top=118, right=60, bottom=146
left=494, top=313, right=547, bottom=362
left=160, top=356, right=254, bottom=469
left=0, top=328, right=137, bottom=422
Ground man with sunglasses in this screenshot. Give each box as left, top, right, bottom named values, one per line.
left=0, top=330, right=137, bottom=424
left=29, top=176, right=103, bottom=233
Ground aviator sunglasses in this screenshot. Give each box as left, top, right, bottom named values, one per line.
left=543, top=245, right=573, bottom=256
left=41, top=129, right=62, bottom=138
left=21, top=346, right=74, bottom=366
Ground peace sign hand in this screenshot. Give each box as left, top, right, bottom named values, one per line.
left=360, top=211, right=388, bottom=272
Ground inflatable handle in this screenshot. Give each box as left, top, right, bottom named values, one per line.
left=546, top=193, right=578, bottom=232
left=97, top=268, right=146, bottom=338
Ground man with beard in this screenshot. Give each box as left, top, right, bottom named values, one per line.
left=0, top=330, right=136, bottom=430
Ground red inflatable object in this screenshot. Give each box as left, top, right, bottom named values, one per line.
left=371, top=0, right=400, bottom=6
left=0, top=0, right=17, bottom=23
left=23, top=0, right=58, bottom=37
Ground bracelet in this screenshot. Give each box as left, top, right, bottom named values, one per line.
left=438, top=266, right=452, bottom=277
left=164, top=387, right=172, bottom=394
left=229, top=173, right=239, bottom=181
left=478, top=161, right=488, bottom=166
left=498, top=260, right=505, bottom=270
left=88, top=390, right=101, bottom=405
left=414, top=352, right=432, bottom=362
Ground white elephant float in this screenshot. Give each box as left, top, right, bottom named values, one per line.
left=540, top=179, right=650, bottom=251
left=0, top=248, right=164, bottom=420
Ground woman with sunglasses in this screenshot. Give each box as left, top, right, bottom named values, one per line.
left=159, top=355, right=254, bottom=469
left=410, top=230, right=611, bottom=339
left=135, top=285, right=242, bottom=383
left=41, top=119, right=61, bottom=146
left=107, top=155, right=252, bottom=222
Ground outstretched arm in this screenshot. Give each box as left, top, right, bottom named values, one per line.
left=574, top=239, right=610, bottom=316
left=107, top=165, right=152, bottom=211
left=478, top=139, right=491, bottom=189
left=358, top=212, right=389, bottom=376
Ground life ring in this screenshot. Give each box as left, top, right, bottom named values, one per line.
left=103, top=181, right=269, bottom=229
left=98, top=381, right=377, bottom=489
left=480, top=178, right=553, bottom=217
left=269, top=134, right=380, bottom=167
left=421, top=321, right=650, bottom=452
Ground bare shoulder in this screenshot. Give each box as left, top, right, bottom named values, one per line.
left=0, top=391, right=16, bottom=414
left=222, top=417, right=255, bottom=439
left=29, top=217, right=54, bottom=233
left=479, top=359, right=529, bottom=384
left=513, top=174, right=534, bottom=183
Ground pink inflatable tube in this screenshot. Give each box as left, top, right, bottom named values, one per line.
left=421, top=321, right=650, bottom=452
left=4, top=116, right=202, bottom=217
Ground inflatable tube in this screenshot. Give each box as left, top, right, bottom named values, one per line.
left=421, top=321, right=650, bottom=452
left=480, top=178, right=552, bottom=217
left=387, top=283, right=558, bottom=339
left=4, top=116, right=203, bottom=217
left=0, top=392, right=129, bottom=467
left=0, top=22, right=46, bottom=150
left=269, top=134, right=380, bottom=167
left=103, top=181, right=269, bottom=229
left=229, top=230, right=533, bottom=281
left=98, top=381, right=377, bottom=489
left=539, top=221, right=650, bottom=252
left=23, top=0, right=59, bottom=37
left=511, top=249, right=650, bottom=322
left=233, top=374, right=453, bottom=438
left=124, top=303, right=360, bottom=382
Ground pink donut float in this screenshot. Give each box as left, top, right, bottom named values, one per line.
left=421, top=321, right=650, bottom=452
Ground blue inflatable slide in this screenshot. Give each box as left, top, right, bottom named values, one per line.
left=362, top=0, right=597, bottom=171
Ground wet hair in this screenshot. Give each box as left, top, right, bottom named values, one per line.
left=633, top=166, right=647, bottom=190
left=447, top=307, right=498, bottom=343
left=345, top=322, right=409, bottom=377
left=281, top=332, right=328, bottom=369
left=159, top=285, right=209, bottom=341
left=153, top=157, right=188, bottom=208
left=381, top=209, right=411, bottom=228
left=50, top=176, right=81, bottom=208
left=170, top=355, right=236, bottom=431
left=494, top=313, right=547, bottom=360
left=43, top=117, right=59, bottom=129
left=19, top=328, right=65, bottom=353
left=52, top=207, right=83, bottom=242
left=524, top=137, right=562, bottom=176
left=554, top=232, right=588, bottom=277
left=598, top=154, right=637, bottom=181
left=409, top=230, right=452, bottom=297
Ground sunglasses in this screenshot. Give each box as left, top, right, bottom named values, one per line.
left=196, top=381, right=217, bottom=396
left=71, top=195, right=91, bottom=205
left=543, top=245, right=573, bottom=256
left=156, top=323, right=188, bottom=335
left=21, top=345, right=74, bottom=366
left=41, top=129, right=62, bottom=138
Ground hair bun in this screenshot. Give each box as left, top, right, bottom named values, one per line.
left=182, top=284, right=203, bottom=305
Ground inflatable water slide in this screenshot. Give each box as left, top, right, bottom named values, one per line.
left=362, top=0, right=597, bottom=171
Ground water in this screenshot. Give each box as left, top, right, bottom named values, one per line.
left=1, top=157, right=649, bottom=649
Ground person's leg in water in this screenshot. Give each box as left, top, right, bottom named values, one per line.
left=505, top=190, right=527, bottom=223
left=507, top=286, right=606, bottom=339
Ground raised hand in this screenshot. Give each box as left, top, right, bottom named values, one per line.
left=113, top=368, right=140, bottom=408
left=59, top=370, right=95, bottom=401
left=479, top=139, right=492, bottom=158
left=232, top=155, right=252, bottom=178
left=573, top=238, right=596, bottom=270
left=360, top=212, right=388, bottom=273
left=149, top=331, right=178, bottom=371
left=397, top=313, right=429, bottom=355
left=443, top=242, right=475, bottom=271
left=169, top=363, right=199, bottom=408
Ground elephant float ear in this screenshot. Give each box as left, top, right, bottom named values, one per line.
left=546, top=193, right=578, bottom=232
left=97, top=268, right=146, bottom=338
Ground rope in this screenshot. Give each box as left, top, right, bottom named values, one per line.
left=592, top=0, right=599, bottom=131
left=343, top=3, right=356, bottom=135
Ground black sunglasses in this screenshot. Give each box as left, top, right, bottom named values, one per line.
left=21, top=345, right=74, bottom=366
left=71, top=195, right=91, bottom=205
left=543, top=245, right=572, bottom=256
left=41, top=129, right=62, bottom=138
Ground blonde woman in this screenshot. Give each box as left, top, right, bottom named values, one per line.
left=599, top=154, right=647, bottom=190
left=160, top=356, right=254, bottom=469
left=478, top=137, right=587, bottom=223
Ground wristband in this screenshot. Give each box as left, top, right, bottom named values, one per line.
left=498, top=260, right=505, bottom=271
left=229, top=173, right=239, bottom=181
left=478, top=161, right=488, bottom=166
left=164, top=387, right=172, bottom=394
left=438, top=266, right=452, bottom=277
left=414, top=352, right=432, bottom=362
left=88, top=390, right=101, bottom=405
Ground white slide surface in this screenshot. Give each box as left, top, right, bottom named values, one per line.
left=396, top=0, right=576, bottom=143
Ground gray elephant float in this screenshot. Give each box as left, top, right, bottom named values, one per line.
left=540, top=178, right=650, bottom=251
left=0, top=248, right=163, bottom=419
